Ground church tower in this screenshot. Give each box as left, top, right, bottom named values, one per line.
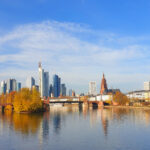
left=100, top=73, right=108, bottom=94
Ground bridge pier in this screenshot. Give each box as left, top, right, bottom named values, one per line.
left=83, top=101, right=88, bottom=108
left=98, top=101, right=104, bottom=108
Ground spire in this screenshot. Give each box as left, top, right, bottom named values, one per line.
left=100, top=73, right=108, bottom=94
left=39, top=62, right=42, bottom=68
left=103, top=73, right=105, bottom=78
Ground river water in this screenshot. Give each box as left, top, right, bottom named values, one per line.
left=0, top=105, right=150, bottom=150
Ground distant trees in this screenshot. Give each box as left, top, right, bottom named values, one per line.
left=113, top=91, right=129, bottom=105
left=0, top=88, right=43, bottom=113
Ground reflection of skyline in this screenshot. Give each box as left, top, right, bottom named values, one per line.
left=0, top=106, right=150, bottom=142
left=53, top=114, right=61, bottom=134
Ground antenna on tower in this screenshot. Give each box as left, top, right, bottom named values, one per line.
left=39, top=61, right=42, bottom=68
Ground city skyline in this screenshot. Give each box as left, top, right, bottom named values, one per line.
left=1, top=1, right=150, bottom=93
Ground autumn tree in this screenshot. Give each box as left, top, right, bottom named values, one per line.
left=113, top=91, right=129, bottom=106
left=13, top=88, right=43, bottom=113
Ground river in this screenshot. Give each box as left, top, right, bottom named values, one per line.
left=0, top=105, right=150, bottom=150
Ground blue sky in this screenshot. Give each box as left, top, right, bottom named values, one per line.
left=1, top=0, right=150, bottom=93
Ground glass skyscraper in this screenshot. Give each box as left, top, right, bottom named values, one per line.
left=53, top=74, right=61, bottom=97
left=17, top=82, right=21, bottom=92
left=61, top=84, right=66, bottom=96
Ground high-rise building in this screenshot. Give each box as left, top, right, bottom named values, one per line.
left=69, top=89, right=72, bottom=96
left=144, top=81, right=150, bottom=91
left=44, top=72, right=49, bottom=97
left=12, top=79, right=17, bottom=91
left=26, top=77, right=35, bottom=89
left=100, top=73, right=108, bottom=94
left=61, top=84, right=66, bottom=96
left=89, top=81, right=97, bottom=95
left=6, top=79, right=13, bottom=93
left=49, top=84, right=53, bottom=97
left=39, top=62, right=49, bottom=98
left=6, top=79, right=16, bottom=93
left=53, top=74, right=61, bottom=97
left=17, top=82, right=21, bottom=92
left=0, top=81, right=7, bottom=94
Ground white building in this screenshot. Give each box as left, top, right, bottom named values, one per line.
left=89, top=81, right=97, bottom=95
left=144, top=81, right=150, bottom=91
left=39, top=62, right=49, bottom=98
left=88, top=94, right=113, bottom=102
left=26, top=77, right=35, bottom=89
left=126, top=90, right=145, bottom=100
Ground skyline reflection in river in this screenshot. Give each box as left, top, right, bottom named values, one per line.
left=0, top=105, right=150, bottom=150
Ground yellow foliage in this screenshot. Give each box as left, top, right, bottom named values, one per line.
left=113, top=91, right=129, bottom=106
left=13, top=88, right=43, bottom=113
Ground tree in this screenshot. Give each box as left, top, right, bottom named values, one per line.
left=13, top=88, right=43, bottom=113
left=113, top=91, right=129, bottom=106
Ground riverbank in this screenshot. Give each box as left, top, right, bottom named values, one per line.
left=104, top=105, right=150, bottom=109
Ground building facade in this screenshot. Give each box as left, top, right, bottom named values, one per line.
left=0, top=81, right=7, bottom=94
left=61, top=84, right=66, bottom=96
left=53, top=74, right=61, bottom=97
left=17, top=82, right=21, bottom=92
left=89, top=81, right=97, bottom=95
left=144, top=81, right=150, bottom=91
left=26, top=77, right=35, bottom=89
left=39, top=62, right=49, bottom=98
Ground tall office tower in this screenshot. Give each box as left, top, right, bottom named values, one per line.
left=39, top=62, right=49, bottom=98
left=43, top=72, right=49, bottom=97
left=144, top=81, right=150, bottom=91
left=6, top=79, right=16, bottom=93
left=100, top=73, right=108, bottom=94
left=69, top=89, right=72, bottom=97
left=39, top=62, right=44, bottom=97
left=26, top=77, right=35, bottom=89
left=53, top=74, right=61, bottom=97
left=0, top=81, right=6, bottom=94
left=89, top=81, right=97, bottom=95
left=61, top=84, right=66, bottom=96
left=6, top=79, right=13, bottom=93
left=49, top=84, right=53, bottom=97
left=17, top=82, right=21, bottom=92
left=12, top=79, right=17, bottom=91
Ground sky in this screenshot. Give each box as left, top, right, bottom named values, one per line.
left=1, top=0, right=150, bottom=94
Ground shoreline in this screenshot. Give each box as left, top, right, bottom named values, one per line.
left=104, top=105, right=150, bottom=109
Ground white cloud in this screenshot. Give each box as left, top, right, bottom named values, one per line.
left=0, top=20, right=150, bottom=93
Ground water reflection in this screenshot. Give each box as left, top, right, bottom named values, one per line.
left=1, top=106, right=150, bottom=150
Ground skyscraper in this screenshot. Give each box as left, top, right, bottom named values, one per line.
left=0, top=81, right=6, bottom=94
left=49, top=84, right=53, bottom=97
left=17, top=82, right=21, bottom=92
left=39, top=62, right=49, bottom=98
left=69, top=89, right=72, bottom=97
left=26, top=77, right=35, bottom=89
left=6, top=79, right=16, bottom=93
left=12, top=79, right=17, bottom=91
left=6, top=79, right=13, bottom=93
left=61, top=84, right=66, bottom=96
left=89, top=81, right=97, bottom=95
left=53, top=74, right=61, bottom=97
left=44, top=72, right=49, bottom=97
